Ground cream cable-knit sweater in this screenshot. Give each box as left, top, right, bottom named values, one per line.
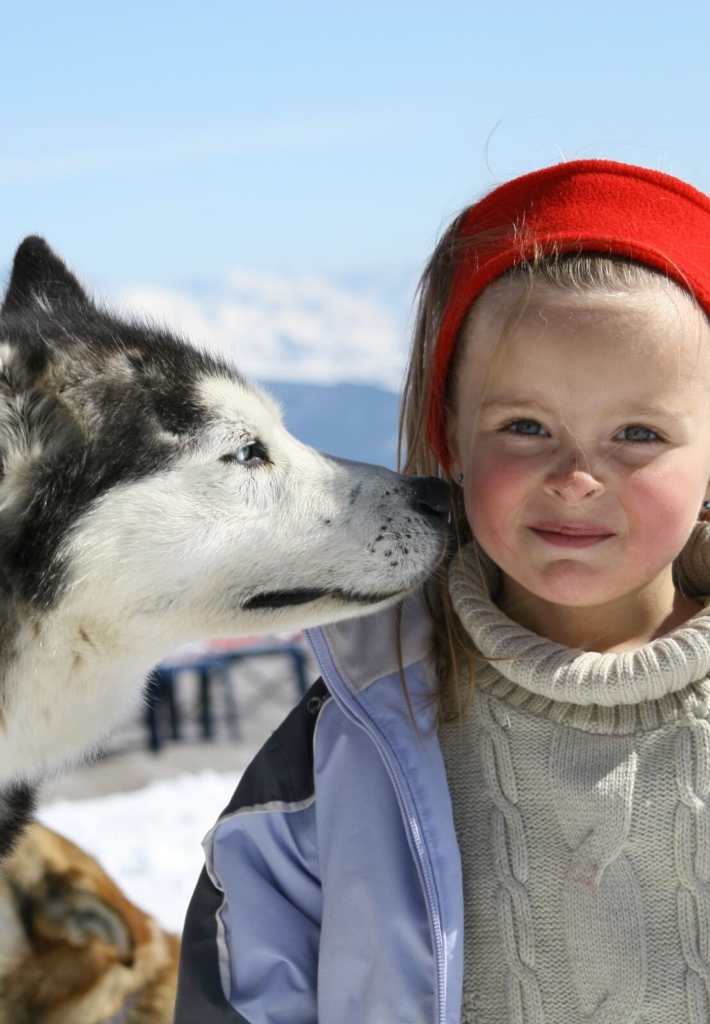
left=439, top=523, right=710, bottom=1024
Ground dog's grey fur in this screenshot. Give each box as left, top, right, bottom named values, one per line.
left=0, top=237, right=448, bottom=850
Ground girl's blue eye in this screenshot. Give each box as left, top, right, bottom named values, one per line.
left=618, top=424, right=660, bottom=443
left=506, top=419, right=548, bottom=436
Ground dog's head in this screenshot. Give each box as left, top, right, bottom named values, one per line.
left=0, top=238, right=449, bottom=646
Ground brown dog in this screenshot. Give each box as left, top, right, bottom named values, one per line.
left=0, top=822, right=179, bottom=1024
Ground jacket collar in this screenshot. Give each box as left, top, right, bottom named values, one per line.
left=306, top=588, right=437, bottom=700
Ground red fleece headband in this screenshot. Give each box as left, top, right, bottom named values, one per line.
left=427, top=159, right=710, bottom=471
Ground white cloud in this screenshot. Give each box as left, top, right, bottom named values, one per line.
left=117, top=269, right=408, bottom=391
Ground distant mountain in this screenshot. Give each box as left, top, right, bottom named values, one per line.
left=263, top=380, right=400, bottom=469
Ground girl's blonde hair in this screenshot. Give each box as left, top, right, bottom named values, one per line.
left=398, top=218, right=701, bottom=721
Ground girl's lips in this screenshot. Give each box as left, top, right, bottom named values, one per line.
left=529, top=523, right=615, bottom=548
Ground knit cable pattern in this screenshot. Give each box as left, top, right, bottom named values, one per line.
left=675, top=716, right=710, bottom=1021
left=479, top=693, right=544, bottom=1023
left=551, top=730, right=645, bottom=1022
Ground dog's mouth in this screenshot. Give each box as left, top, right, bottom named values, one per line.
left=243, top=587, right=399, bottom=611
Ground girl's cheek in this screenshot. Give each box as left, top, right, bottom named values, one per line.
left=620, top=458, right=709, bottom=579
left=628, top=463, right=704, bottom=546
left=466, top=453, right=529, bottom=502
left=464, top=457, right=527, bottom=534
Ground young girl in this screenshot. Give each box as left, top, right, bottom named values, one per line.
left=175, top=160, right=710, bottom=1024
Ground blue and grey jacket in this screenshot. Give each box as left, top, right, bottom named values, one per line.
left=174, top=597, right=464, bottom=1023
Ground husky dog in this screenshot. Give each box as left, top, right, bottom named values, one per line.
left=0, top=238, right=449, bottom=851
left=0, top=821, right=180, bottom=1024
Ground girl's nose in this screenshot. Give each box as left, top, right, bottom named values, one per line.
left=543, top=456, right=605, bottom=504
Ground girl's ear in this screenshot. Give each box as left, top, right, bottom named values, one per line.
left=701, top=487, right=710, bottom=522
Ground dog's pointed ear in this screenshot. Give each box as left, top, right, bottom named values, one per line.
left=2, top=237, right=91, bottom=316
left=39, top=883, right=135, bottom=962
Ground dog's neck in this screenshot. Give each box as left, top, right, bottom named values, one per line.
left=0, top=605, right=177, bottom=786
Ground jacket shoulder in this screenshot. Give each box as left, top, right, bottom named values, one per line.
left=221, top=676, right=330, bottom=815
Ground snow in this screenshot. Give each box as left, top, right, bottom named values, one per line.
left=39, top=771, right=242, bottom=934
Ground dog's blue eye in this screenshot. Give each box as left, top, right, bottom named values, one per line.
left=221, top=441, right=269, bottom=466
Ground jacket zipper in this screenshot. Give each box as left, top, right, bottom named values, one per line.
left=308, top=630, right=448, bottom=1024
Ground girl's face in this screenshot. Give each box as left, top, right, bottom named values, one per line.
left=447, top=281, right=710, bottom=641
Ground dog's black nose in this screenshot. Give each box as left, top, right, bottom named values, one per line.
left=412, top=476, right=450, bottom=516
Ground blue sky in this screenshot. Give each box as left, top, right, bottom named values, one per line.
left=2, top=2, right=708, bottom=294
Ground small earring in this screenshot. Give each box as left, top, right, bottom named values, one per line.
left=703, top=501, right=710, bottom=512
left=457, top=474, right=464, bottom=485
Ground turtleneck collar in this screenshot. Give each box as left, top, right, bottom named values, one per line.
left=449, top=522, right=710, bottom=710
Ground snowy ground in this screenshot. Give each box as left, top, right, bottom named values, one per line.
left=40, top=770, right=242, bottom=935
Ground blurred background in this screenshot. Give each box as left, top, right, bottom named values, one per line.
left=3, top=0, right=709, bottom=947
